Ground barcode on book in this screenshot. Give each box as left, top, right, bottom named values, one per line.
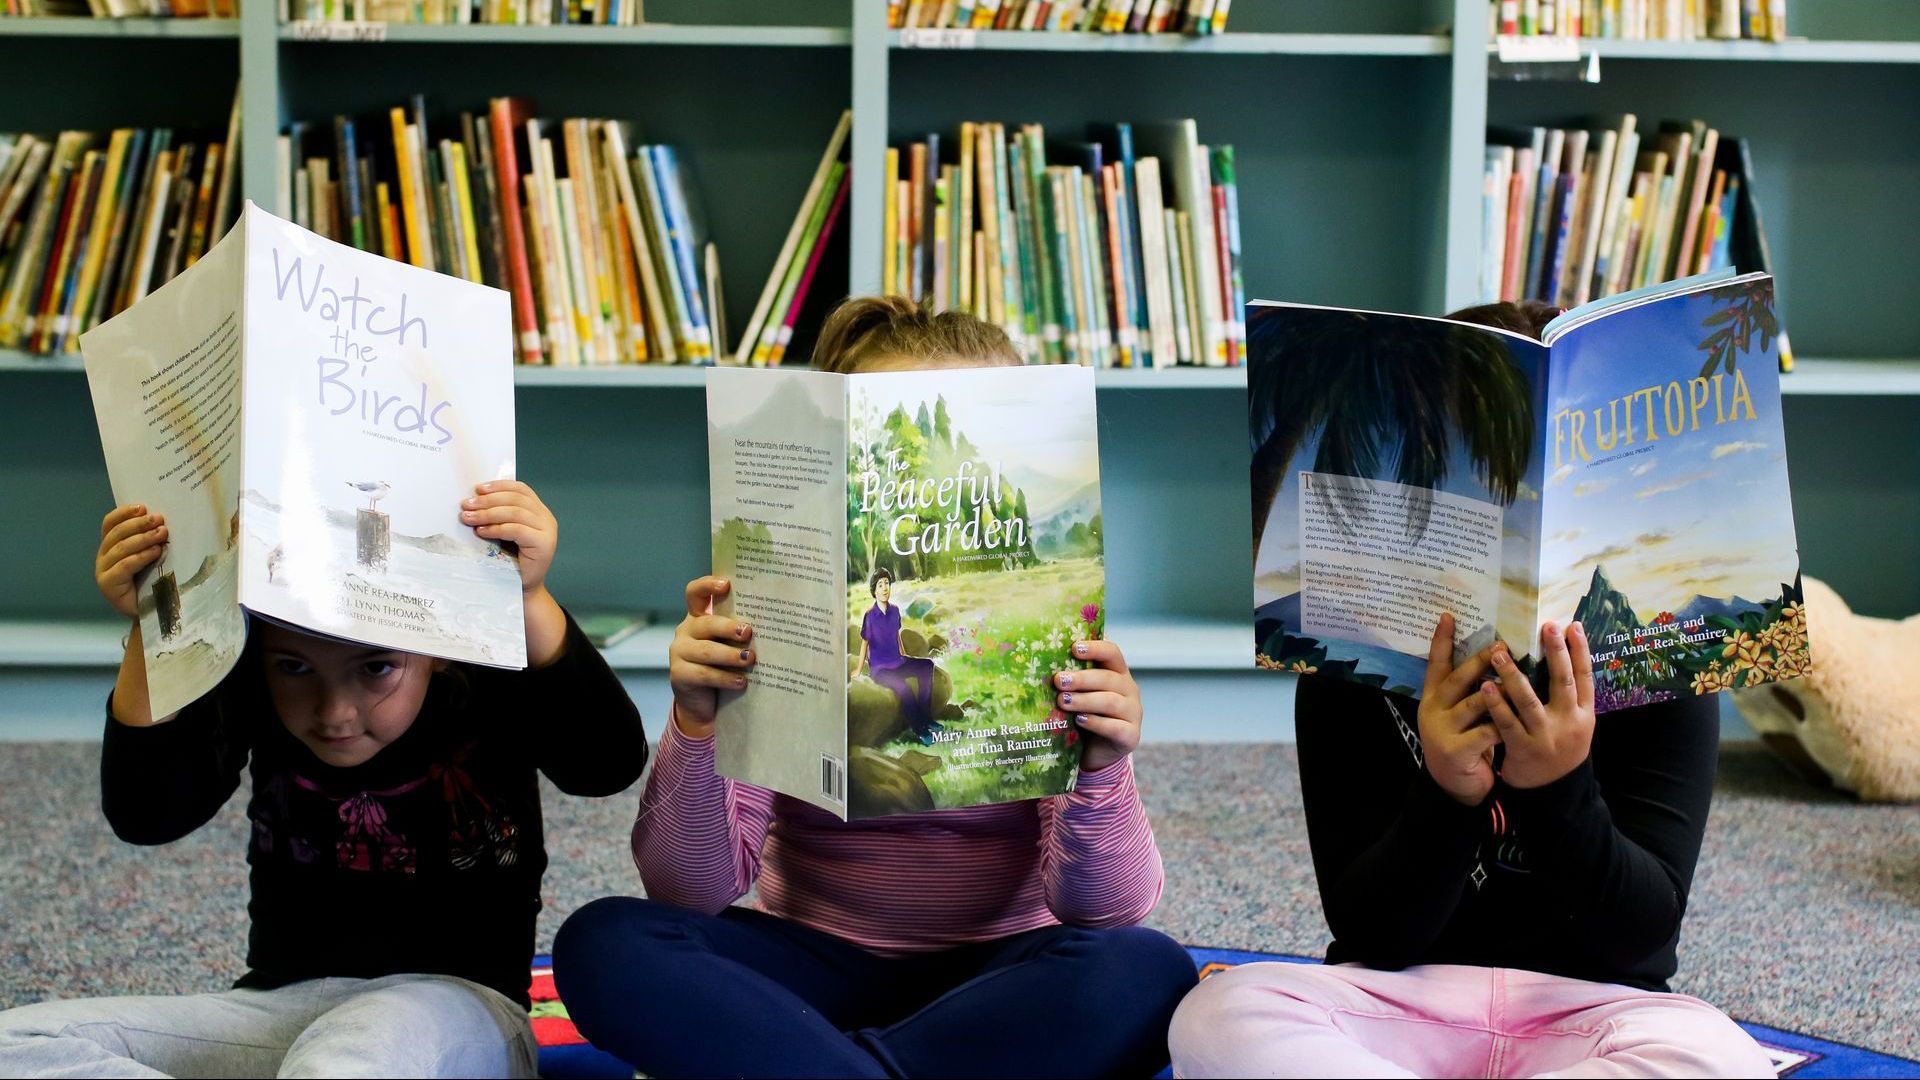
left=821, top=754, right=846, bottom=805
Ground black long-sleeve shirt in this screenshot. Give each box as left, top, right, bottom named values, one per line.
left=101, top=611, right=646, bottom=1007
left=1295, top=676, right=1718, bottom=992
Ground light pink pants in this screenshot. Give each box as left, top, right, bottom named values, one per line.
left=1169, top=962, right=1774, bottom=1079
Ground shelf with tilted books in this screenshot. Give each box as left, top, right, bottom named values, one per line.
left=278, top=23, right=851, bottom=46
left=0, top=16, right=238, bottom=37
left=889, top=30, right=1451, bottom=55
left=1495, top=37, right=1920, bottom=63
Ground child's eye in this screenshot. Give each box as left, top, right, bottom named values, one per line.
left=272, top=658, right=312, bottom=676
left=361, top=659, right=400, bottom=678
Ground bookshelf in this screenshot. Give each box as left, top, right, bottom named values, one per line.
left=2, top=0, right=1917, bottom=739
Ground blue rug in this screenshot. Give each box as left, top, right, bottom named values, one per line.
left=529, top=948, right=1920, bottom=1078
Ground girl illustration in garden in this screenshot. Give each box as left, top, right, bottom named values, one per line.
left=857, top=567, right=941, bottom=745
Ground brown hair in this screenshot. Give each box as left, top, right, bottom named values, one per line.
left=811, top=295, right=1021, bottom=373
left=1445, top=299, right=1562, bottom=341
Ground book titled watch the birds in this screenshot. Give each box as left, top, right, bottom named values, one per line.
left=81, top=203, right=525, bottom=720
left=1249, top=270, right=1806, bottom=712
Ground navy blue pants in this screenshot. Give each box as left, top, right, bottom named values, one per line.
left=552, top=897, right=1196, bottom=1079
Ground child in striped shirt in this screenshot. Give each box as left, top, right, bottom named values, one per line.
left=552, top=297, right=1195, bottom=1078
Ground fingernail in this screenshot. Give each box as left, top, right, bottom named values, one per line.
left=463, top=498, right=477, bottom=508
left=715, top=578, right=729, bottom=589
left=461, top=511, right=476, bottom=520
left=1074, top=642, right=1089, bottom=657
left=739, top=649, right=751, bottom=662
left=735, top=676, right=747, bottom=688
left=1061, top=693, right=1073, bottom=705
left=1571, top=621, right=1584, bottom=637
left=480, top=482, right=492, bottom=492
left=735, top=624, right=749, bottom=639
left=1057, top=673, right=1073, bottom=688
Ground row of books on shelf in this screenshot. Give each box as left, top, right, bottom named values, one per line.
left=889, top=0, right=1230, bottom=34
left=3, top=0, right=232, bottom=15
left=876, top=119, right=1243, bottom=370
left=280, top=96, right=718, bottom=366
left=1479, top=113, right=1791, bottom=369
left=1490, top=0, right=1787, bottom=41
left=281, top=0, right=640, bottom=25
left=0, top=103, right=241, bottom=355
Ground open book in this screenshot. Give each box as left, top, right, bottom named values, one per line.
left=81, top=202, right=524, bottom=719
left=707, top=364, right=1104, bottom=819
left=1249, top=271, right=1805, bottom=712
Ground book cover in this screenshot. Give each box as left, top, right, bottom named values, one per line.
left=708, top=364, right=1104, bottom=819
left=81, top=202, right=524, bottom=721
left=1248, top=271, right=1804, bottom=712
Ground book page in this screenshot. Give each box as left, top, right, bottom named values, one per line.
left=237, top=203, right=524, bottom=668
left=846, top=366, right=1100, bottom=817
left=80, top=219, right=248, bottom=719
left=708, top=366, right=850, bottom=816
left=1542, top=273, right=1803, bottom=712
left=1249, top=302, right=1548, bottom=698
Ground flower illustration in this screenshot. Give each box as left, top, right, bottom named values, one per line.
left=1081, top=603, right=1101, bottom=625
left=1721, top=631, right=1763, bottom=668
left=1288, top=660, right=1318, bottom=674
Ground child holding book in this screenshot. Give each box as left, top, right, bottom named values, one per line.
left=552, top=296, right=1195, bottom=1079
left=0, top=480, right=647, bottom=1079
left=1169, top=301, right=1771, bottom=1078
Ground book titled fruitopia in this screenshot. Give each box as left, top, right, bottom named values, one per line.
left=707, top=364, right=1104, bottom=819
left=81, top=202, right=524, bottom=720
left=1248, top=270, right=1806, bottom=712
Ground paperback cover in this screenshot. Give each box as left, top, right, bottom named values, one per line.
left=81, top=202, right=524, bottom=720
left=708, top=364, right=1104, bottom=819
left=1249, top=271, right=1805, bottom=712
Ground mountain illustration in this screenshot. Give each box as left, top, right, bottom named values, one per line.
left=1672, top=593, right=1766, bottom=624
left=1570, top=566, right=1642, bottom=646
left=181, top=551, right=226, bottom=591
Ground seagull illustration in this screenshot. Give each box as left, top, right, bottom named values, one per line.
left=347, top=480, right=392, bottom=511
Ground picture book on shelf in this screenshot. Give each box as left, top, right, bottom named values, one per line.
left=1249, top=269, right=1805, bottom=713
left=81, top=202, right=525, bottom=720
left=707, top=364, right=1104, bottom=819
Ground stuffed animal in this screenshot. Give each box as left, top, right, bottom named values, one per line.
left=1732, top=576, right=1920, bottom=801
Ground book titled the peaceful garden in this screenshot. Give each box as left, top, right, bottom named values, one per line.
left=1249, top=270, right=1806, bottom=712
left=707, top=364, right=1104, bottom=818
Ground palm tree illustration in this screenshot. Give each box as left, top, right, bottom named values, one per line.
left=1248, top=308, right=1534, bottom=557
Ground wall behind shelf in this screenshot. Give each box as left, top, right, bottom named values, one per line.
left=1488, top=61, right=1920, bottom=359
left=276, top=42, right=851, bottom=350
left=0, top=37, right=236, bottom=133
left=890, top=51, right=1456, bottom=318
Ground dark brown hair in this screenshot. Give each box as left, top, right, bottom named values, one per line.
left=1444, top=299, right=1562, bottom=341
left=811, top=295, right=1021, bottom=373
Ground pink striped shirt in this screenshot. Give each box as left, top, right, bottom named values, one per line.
left=632, top=714, right=1164, bottom=954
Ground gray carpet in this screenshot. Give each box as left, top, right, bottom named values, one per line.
left=2, top=742, right=1916, bottom=1059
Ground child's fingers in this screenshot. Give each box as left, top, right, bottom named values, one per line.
left=1483, top=682, right=1527, bottom=743
left=101, top=548, right=164, bottom=589
left=1490, top=647, right=1546, bottom=731
left=675, top=638, right=757, bottom=671
left=1437, top=647, right=1494, bottom=705
left=1567, top=622, right=1595, bottom=711
left=462, top=490, right=550, bottom=518
left=684, top=576, right=731, bottom=618
left=100, top=504, right=147, bottom=538
left=1053, top=667, right=1130, bottom=696
left=1057, top=689, right=1131, bottom=720
left=1443, top=690, right=1491, bottom=733
left=99, top=513, right=162, bottom=555
left=99, top=523, right=167, bottom=569
left=462, top=505, right=543, bottom=529
left=1070, top=712, right=1136, bottom=744
left=681, top=613, right=750, bottom=645
left=472, top=523, right=541, bottom=548
left=1071, top=638, right=1129, bottom=674
left=669, top=658, right=749, bottom=691
left=1422, top=613, right=1456, bottom=697
left=475, top=479, right=533, bottom=498
left=1540, top=622, right=1577, bottom=703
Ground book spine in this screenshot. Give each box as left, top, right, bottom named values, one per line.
left=778, top=169, right=851, bottom=358
left=488, top=100, right=544, bottom=363
left=758, top=160, right=844, bottom=364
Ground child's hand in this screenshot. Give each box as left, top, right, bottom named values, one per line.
left=668, top=576, right=754, bottom=737
left=1055, top=639, right=1141, bottom=773
left=1483, top=621, right=1595, bottom=789
left=96, top=504, right=167, bottom=620
left=1418, top=613, right=1500, bottom=806
left=461, top=480, right=557, bottom=594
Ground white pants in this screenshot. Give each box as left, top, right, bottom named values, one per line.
left=0, top=973, right=537, bottom=1079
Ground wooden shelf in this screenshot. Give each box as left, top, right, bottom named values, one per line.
left=0, top=614, right=1252, bottom=672
left=278, top=22, right=849, bottom=47
left=891, top=29, right=1449, bottom=56
left=0, top=15, right=238, bottom=37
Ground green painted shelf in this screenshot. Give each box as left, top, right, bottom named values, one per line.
left=0, top=15, right=238, bottom=37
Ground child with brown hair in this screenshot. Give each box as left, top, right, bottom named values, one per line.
left=552, top=296, right=1196, bottom=1078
